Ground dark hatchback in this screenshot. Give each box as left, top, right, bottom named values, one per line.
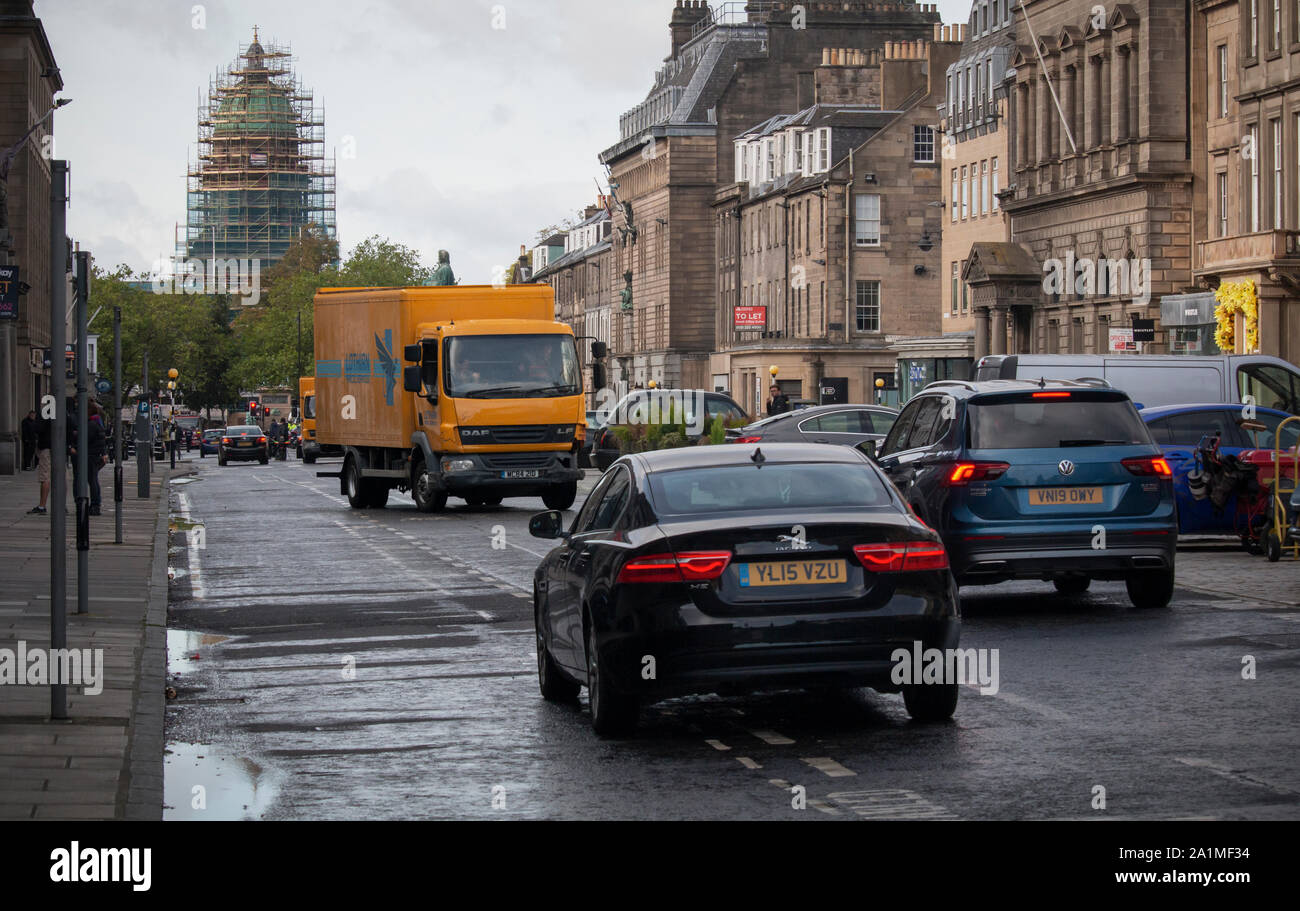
left=871, top=380, right=1178, bottom=608
left=727, top=403, right=898, bottom=450
left=217, top=426, right=269, bottom=466
left=530, top=443, right=961, bottom=736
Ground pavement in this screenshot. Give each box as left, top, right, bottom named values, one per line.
left=0, top=455, right=186, bottom=820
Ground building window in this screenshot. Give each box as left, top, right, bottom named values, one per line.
left=818, top=128, right=831, bottom=172
left=957, top=69, right=965, bottom=123
left=950, top=262, right=959, bottom=315
left=961, top=165, right=969, bottom=219
left=1273, top=0, right=1281, bottom=51
left=961, top=278, right=969, bottom=312
left=981, top=160, right=989, bottom=215
left=1274, top=118, right=1284, bottom=229
left=1218, top=171, right=1229, bottom=237
left=1218, top=45, right=1229, bottom=117
left=1250, top=0, right=1259, bottom=57
left=1250, top=123, right=1261, bottom=231
left=855, top=194, right=881, bottom=246
left=947, top=74, right=954, bottom=119
left=987, top=59, right=995, bottom=102
left=855, top=280, right=881, bottom=332
left=913, top=125, right=935, bottom=163
left=967, top=65, right=975, bottom=124
left=951, top=168, right=959, bottom=222
left=991, top=157, right=1000, bottom=210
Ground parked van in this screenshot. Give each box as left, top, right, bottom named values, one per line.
left=973, top=354, right=1300, bottom=414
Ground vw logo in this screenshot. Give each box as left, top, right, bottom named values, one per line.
left=1058, top=460, right=1076, bottom=477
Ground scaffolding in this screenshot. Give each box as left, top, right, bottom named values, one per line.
left=184, top=29, right=336, bottom=270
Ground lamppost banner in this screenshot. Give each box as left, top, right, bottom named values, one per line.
left=0, top=265, right=19, bottom=319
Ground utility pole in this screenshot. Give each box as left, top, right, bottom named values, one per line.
left=113, top=305, right=122, bottom=544
left=74, top=250, right=89, bottom=616
left=137, top=350, right=149, bottom=498
left=49, top=159, right=69, bottom=720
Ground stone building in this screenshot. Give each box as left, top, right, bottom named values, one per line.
left=1191, top=0, right=1300, bottom=363
left=711, top=34, right=962, bottom=414
left=990, top=0, right=1194, bottom=357
left=531, top=204, right=613, bottom=405
left=0, top=0, right=61, bottom=474
left=598, top=0, right=942, bottom=397
left=936, top=3, right=1015, bottom=368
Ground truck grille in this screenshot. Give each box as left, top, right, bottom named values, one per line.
left=491, top=428, right=548, bottom=445
left=484, top=454, right=552, bottom=469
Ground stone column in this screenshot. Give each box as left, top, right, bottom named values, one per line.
left=1114, top=47, right=1130, bottom=144
left=974, top=307, right=991, bottom=360
left=1100, top=52, right=1111, bottom=143
left=992, top=307, right=1009, bottom=355
left=1036, top=76, right=1050, bottom=164
left=1062, top=65, right=1076, bottom=154
left=1085, top=55, right=1101, bottom=149
left=1017, top=82, right=1030, bottom=166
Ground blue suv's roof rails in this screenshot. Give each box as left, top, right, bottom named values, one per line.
left=923, top=380, right=979, bottom=393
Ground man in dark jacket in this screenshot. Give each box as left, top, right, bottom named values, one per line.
left=21, top=410, right=37, bottom=470
left=766, top=384, right=790, bottom=417
left=29, top=415, right=52, bottom=515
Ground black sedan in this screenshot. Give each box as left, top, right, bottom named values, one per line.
left=728, top=403, right=898, bottom=451
left=530, top=443, right=960, bottom=735
left=217, top=426, right=269, bottom=466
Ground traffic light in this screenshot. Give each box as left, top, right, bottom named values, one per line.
left=249, top=401, right=260, bottom=417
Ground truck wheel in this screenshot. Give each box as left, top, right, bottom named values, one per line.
left=345, top=458, right=368, bottom=510
left=366, top=483, right=389, bottom=509
left=412, top=463, right=447, bottom=513
left=543, top=482, right=578, bottom=511
left=304, top=451, right=317, bottom=465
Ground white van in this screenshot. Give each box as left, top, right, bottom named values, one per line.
left=973, top=354, right=1300, bottom=414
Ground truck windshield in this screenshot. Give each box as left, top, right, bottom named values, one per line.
left=444, top=335, right=581, bottom=399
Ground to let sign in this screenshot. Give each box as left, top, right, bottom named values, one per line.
left=734, top=306, right=766, bottom=328
left=1109, top=328, right=1137, bottom=352
left=0, top=265, right=19, bottom=320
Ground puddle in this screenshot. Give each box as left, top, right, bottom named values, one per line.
left=164, top=742, right=281, bottom=820
left=170, top=477, right=201, bottom=486
left=168, top=629, right=230, bottom=675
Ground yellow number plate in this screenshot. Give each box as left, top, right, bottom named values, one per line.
left=738, top=559, right=847, bottom=588
left=1028, top=486, right=1104, bottom=507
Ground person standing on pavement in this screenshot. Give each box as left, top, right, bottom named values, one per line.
left=28, top=415, right=52, bottom=515
left=86, top=402, right=108, bottom=516
left=168, top=419, right=179, bottom=469
left=766, top=384, right=790, bottom=417
left=21, top=410, right=37, bottom=471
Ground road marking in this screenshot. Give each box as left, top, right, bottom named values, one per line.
left=969, top=686, right=1072, bottom=722
left=736, top=757, right=761, bottom=770
left=176, top=492, right=205, bottom=601
left=705, top=739, right=731, bottom=752
left=810, top=800, right=841, bottom=816
left=802, top=757, right=856, bottom=778
left=230, top=623, right=326, bottom=632
left=769, top=779, right=791, bottom=789
left=1173, top=757, right=1299, bottom=797
left=750, top=729, right=795, bottom=745
left=476, top=610, right=493, bottom=621
left=829, top=789, right=958, bottom=820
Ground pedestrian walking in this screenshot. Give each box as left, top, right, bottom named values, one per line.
left=21, top=409, right=37, bottom=470
left=86, top=402, right=108, bottom=516
left=169, top=420, right=180, bottom=468
left=28, top=414, right=52, bottom=515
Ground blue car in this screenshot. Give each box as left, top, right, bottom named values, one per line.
left=868, top=379, right=1178, bottom=609
left=1140, top=403, right=1299, bottom=536
left=198, top=429, right=223, bottom=458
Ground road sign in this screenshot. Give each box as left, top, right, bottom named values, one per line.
left=96, top=379, right=112, bottom=396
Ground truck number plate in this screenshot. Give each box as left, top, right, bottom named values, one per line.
left=502, top=470, right=541, bottom=480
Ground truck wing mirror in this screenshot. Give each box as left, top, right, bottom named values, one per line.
left=591, top=341, right=608, bottom=360
left=403, top=366, right=423, bottom=394
left=404, top=344, right=423, bottom=364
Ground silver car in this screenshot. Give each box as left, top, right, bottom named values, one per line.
left=727, top=404, right=899, bottom=449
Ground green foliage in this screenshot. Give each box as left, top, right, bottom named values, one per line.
left=708, top=416, right=727, bottom=446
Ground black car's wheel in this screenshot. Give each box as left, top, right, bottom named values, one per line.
left=345, top=458, right=368, bottom=509
left=1126, top=569, right=1175, bottom=609
left=464, top=496, right=484, bottom=507
left=481, top=496, right=503, bottom=507
left=902, top=682, right=959, bottom=722
left=1053, top=576, right=1091, bottom=596
left=585, top=623, right=638, bottom=736
left=536, top=595, right=579, bottom=703
left=259, top=455, right=269, bottom=465
left=412, top=462, right=447, bottom=514
left=217, top=453, right=226, bottom=467
left=543, top=482, right=578, bottom=511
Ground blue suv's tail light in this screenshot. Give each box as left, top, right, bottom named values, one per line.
left=946, top=461, right=1010, bottom=485
left=1122, top=456, right=1173, bottom=477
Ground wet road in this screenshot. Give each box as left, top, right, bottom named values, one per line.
left=164, top=456, right=1300, bottom=820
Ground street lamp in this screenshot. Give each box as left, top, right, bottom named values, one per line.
left=876, top=377, right=886, bottom=406
left=168, top=369, right=178, bottom=417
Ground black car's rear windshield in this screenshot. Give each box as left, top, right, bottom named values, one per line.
left=968, top=393, right=1151, bottom=449
left=648, top=462, right=894, bottom=515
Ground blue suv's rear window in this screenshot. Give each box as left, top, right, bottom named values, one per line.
left=968, top=394, right=1150, bottom=449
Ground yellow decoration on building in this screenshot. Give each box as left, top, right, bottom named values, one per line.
left=1213, top=280, right=1259, bottom=353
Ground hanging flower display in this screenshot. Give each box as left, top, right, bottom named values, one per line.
left=1213, top=280, right=1259, bottom=353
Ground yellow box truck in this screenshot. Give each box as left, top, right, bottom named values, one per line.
left=313, top=284, right=587, bottom=512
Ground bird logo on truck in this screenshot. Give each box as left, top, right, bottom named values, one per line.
left=374, top=329, right=398, bottom=407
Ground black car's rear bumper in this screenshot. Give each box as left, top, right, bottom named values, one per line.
left=951, top=538, right=1177, bottom=585
left=594, top=591, right=960, bottom=699
left=220, top=446, right=268, bottom=462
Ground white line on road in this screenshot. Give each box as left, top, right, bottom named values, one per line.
left=177, top=492, right=205, bottom=601
left=1173, top=757, right=1299, bottom=797
left=802, top=757, right=857, bottom=778
left=736, top=757, right=762, bottom=770
left=828, top=789, right=958, bottom=819
left=968, top=686, right=1072, bottom=722
left=705, top=739, right=731, bottom=752
left=750, top=729, right=795, bottom=745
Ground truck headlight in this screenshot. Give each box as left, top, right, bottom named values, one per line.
left=442, top=459, right=475, bottom=473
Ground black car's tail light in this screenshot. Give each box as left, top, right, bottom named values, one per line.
left=617, top=551, right=732, bottom=584
left=731, top=436, right=763, bottom=444
left=1122, top=456, right=1172, bottom=477
left=946, top=462, right=1010, bottom=485
left=221, top=438, right=231, bottom=445
left=853, top=542, right=949, bottom=572
left=258, top=437, right=268, bottom=445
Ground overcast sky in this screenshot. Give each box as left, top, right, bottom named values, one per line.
left=39, top=0, right=970, bottom=285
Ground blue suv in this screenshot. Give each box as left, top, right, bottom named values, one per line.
left=868, top=380, right=1178, bottom=609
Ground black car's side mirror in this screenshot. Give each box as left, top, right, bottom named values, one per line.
left=856, top=440, right=880, bottom=462
left=530, top=510, right=569, bottom=540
